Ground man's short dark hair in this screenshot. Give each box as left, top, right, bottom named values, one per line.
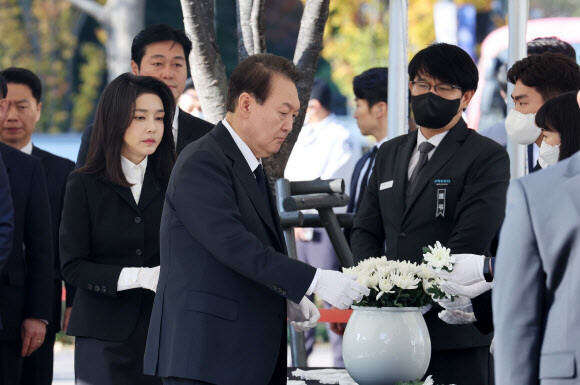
left=131, top=24, right=193, bottom=68
left=527, top=37, right=576, bottom=60
left=0, top=75, right=6, bottom=99
left=507, top=53, right=580, bottom=101
left=408, top=43, right=478, bottom=92
left=353, top=67, right=388, bottom=108
left=0, top=67, right=42, bottom=103
left=310, top=79, right=332, bottom=110
left=226, top=53, right=300, bottom=113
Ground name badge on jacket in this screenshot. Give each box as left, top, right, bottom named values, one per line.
left=434, top=179, right=450, bottom=218
left=380, top=180, right=393, bottom=190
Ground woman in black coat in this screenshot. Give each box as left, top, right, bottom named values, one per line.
left=60, top=73, right=176, bottom=385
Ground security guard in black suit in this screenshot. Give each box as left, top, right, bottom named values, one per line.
left=0, top=142, right=52, bottom=385
left=351, top=43, right=510, bottom=385
left=0, top=66, right=77, bottom=385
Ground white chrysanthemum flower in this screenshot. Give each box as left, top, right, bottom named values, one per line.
left=423, top=375, right=434, bottom=385
left=389, top=271, right=420, bottom=290
left=417, top=264, right=438, bottom=280
left=423, top=241, right=455, bottom=272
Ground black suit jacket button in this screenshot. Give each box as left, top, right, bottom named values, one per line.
left=399, top=232, right=407, bottom=238
left=95, top=285, right=101, bottom=292
left=277, top=288, right=283, bottom=293
left=101, top=286, right=107, bottom=293
left=88, top=284, right=93, bottom=290
left=273, top=285, right=278, bottom=290
left=135, top=217, right=142, bottom=224
left=136, top=249, right=142, bottom=256
left=282, top=290, right=287, bottom=295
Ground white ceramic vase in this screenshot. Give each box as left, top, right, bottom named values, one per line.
left=342, top=306, right=431, bottom=385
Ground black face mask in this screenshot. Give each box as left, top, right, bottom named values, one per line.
left=411, top=93, right=461, bottom=129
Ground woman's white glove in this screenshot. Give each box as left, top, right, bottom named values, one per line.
left=287, top=297, right=320, bottom=332
left=313, top=270, right=370, bottom=310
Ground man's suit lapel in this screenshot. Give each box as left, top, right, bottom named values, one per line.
left=211, top=123, right=283, bottom=248
left=348, top=151, right=371, bottom=212
left=176, top=109, right=192, bottom=154
left=391, top=131, right=417, bottom=223
left=404, top=120, right=468, bottom=215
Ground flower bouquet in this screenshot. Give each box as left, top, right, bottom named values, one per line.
left=341, top=242, right=455, bottom=385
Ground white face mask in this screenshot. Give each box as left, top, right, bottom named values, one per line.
left=539, top=140, right=560, bottom=168
left=505, top=109, right=542, bottom=145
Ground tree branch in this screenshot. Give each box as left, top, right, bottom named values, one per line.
left=250, top=0, right=266, bottom=54
left=68, top=0, right=107, bottom=24
left=181, top=0, right=228, bottom=124
left=263, top=0, right=329, bottom=180
left=236, top=0, right=254, bottom=62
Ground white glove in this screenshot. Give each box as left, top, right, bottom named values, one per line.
left=137, top=266, right=160, bottom=292
left=437, top=296, right=473, bottom=312
left=437, top=253, right=485, bottom=285
left=438, top=309, right=477, bottom=325
left=313, top=270, right=370, bottom=310
left=287, top=297, right=320, bottom=332
left=441, top=280, right=492, bottom=299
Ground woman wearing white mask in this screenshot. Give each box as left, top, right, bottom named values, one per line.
left=534, top=91, right=580, bottom=168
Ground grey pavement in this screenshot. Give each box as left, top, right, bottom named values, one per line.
left=53, top=342, right=334, bottom=384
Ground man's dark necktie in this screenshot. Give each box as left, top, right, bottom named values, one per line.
left=254, top=164, right=277, bottom=224
left=356, top=146, right=378, bottom=212
left=407, top=141, right=435, bottom=199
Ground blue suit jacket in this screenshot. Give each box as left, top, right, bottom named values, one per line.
left=144, top=123, right=316, bottom=384
left=0, top=142, right=53, bottom=340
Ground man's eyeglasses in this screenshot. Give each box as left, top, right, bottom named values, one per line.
left=410, top=81, right=462, bottom=98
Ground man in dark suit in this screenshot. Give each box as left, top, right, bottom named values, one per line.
left=0, top=144, right=52, bottom=384
left=351, top=43, right=510, bottom=385
left=144, top=54, right=370, bottom=385
left=0, top=76, right=13, bottom=276
left=76, top=24, right=213, bottom=168
left=0, top=67, right=75, bottom=385
left=345, top=68, right=390, bottom=239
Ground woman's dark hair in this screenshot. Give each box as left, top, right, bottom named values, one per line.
left=535, top=91, right=580, bottom=161
left=226, top=53, right=300, bottom=112
left=507, top=53, right=580, bottom=101
left=80, top=73, right=176, bottom=187
left=408, top=43, right=478, bottom=92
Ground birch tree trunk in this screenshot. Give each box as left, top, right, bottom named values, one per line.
left=262, top=0, right=330, bottom=180
left=68, top=0, right=145, bottom=81
left=180, top=0, right=229, bottom=124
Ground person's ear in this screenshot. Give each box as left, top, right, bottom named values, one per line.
left=35, top=102, right=42, bottom=123
left=130, top=61, right=140, bottom=75
left=373, top=101, right=388, bottom=118
left=460, top=90, right=475, bottom=110
left=238, top=92, right=253, bottom=117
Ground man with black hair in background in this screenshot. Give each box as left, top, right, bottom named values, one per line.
left=351, top=43, right=510, bottom=385
left=76, top=24, right=214, bottom=168
left=0, top=67, right=75, bottom=385
left=480, top=36, right=577, bottom=171
left=505, top=52, right=580, bottom=172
